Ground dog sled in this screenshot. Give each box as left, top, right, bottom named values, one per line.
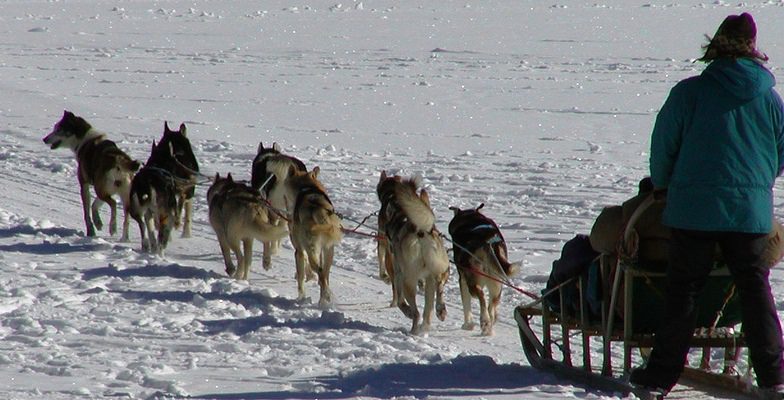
left=514, top=193, right=780, bottom=399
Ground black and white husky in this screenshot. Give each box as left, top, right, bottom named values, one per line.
left=129, top=138, right=182, bottom=255
left=43, top=111, right=140, bottom=240
left=448, top=204, right=520, bottom=336
left=157, top=122, right=199, bottom=238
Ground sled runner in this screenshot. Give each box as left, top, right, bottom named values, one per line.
left=514, top=194, right=770, bottom=399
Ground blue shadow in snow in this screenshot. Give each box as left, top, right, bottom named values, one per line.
left=190, top=355, right=556, bottom=399
left=111, top=287, right=384, bottom=336
left=199, top=310, right=386, bottom=336
left=81, top=263, right=224, bottom=281
left=0, top=225, right=81, bottom=238
left=0, top=241, right=112, bottom=255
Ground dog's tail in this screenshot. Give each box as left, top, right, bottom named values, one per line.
left=310, top=221, right=343, bottom=245
left=491, top=243, right=521, bottom=278
left=395, top=184, right=435, bottom=233
left=266, top=157, right=297, bottom=184
left=250, top=211, right=289, bottom=242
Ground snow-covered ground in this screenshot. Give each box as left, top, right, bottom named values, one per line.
left=2, top=1, right=784, bottom=399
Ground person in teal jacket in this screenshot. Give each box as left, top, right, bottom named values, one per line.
left=630, top=12, right=784, bottom=396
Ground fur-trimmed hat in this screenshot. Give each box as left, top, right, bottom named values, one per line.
left=699, top=12, right=768, bottom=63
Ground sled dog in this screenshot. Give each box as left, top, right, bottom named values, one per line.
left=128, top=140, right=182, bottom=255
left=158, top=121, right=199, bottom=238
left=207, top=173, right=288, bottom=280
left=283, top=167, right=342, bottom=307
left=376, top=174, right=400, bottom=307
left=448, top=204, right=520, bottom=336
left=377, top=171, right=449, bottom=334
left=42, top=110, right=140, bottom=240
left=250, top=142, right=307, bottom=268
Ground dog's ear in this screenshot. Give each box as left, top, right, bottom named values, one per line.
left=476, top=203, right=484, bottom=211
left=164, top=121, right=171, bottom=133
left=227, top=173, right=233, bottom=182
left=449, top=206, right=460, bottom=216
left=257, top=142, right=265, bottom=154
left=214, top=172, right=220, bottom=181
left=380, top=170, right=387, bottom=181
left=310, top=166, right=320, bottom=179
left=273, top=142, right=282, bottom=152
left=179, top=123, right=187, bottom=136
left=151, top=139, right=157, bottom=151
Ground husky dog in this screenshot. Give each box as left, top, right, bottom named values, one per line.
left=128, top=140, right=181, bottom=255
left=448, top=204, right=520, bottom=336
left=158, top=122, right=199, bottom=238
left=376, top=174, right=400, bottom=307
left=42, top=111, right=140, bottom=240
left=250, top=142, right=307, bottom=268
left=283, top=167, right=342, bottom=307
left=377, top=171, right=449, bottom=335
left=207, top=173, right=288, bottom=280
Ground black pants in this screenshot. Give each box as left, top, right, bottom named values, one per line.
left=645, top=228, right=784, bottom=388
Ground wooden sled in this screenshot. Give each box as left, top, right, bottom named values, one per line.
left=514, top=195, right=768, bottom=399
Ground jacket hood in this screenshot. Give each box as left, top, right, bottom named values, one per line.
left=703, top=58, right=775, bottom=101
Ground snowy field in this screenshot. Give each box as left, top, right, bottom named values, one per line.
left=3, top=0, right=784, bottom=399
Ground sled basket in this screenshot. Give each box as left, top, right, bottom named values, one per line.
left=514, top=194, right=759, bottom=397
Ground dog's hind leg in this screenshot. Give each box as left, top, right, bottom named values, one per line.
left=459, top=274, right=476, bottom=330
left=399, top=276, right=420, bottom=334
left=435, top=270, right=448, bottom=322
left=120, top=204, right=131, bottom=242
left=80, top=183, right=97, bottom=236
left=216, top=237, right=236, bottom=277
left=294, top=248, right=308, bottom=301
left=421, top=276, right=437, bottom=334
left=316, top=246, right=334, bottom=308
left=91, top=197, right=106, bottom=233
left=241, top=238, right=253, bottom=280
left=103, top=196, right=118, bottom=237
left=144, top=212, right=158, bottom=253
left=477, top=286, right=492, bottom=336
left=181, top=197, right=192, bottom=238
left=262, top=241, right=273, bottom=270
left=484, top=283, right=502, bottom=336
left=156, top=216, right=173, bottom=257
left=377, top=240, right=390, bottom=282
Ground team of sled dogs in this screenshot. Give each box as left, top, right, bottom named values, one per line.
left=42, top=111, right=519, bottom=335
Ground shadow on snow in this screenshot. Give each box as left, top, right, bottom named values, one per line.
left=189, top=355, right=570, bottom=399
left=81, top=263, right=224, bottom=281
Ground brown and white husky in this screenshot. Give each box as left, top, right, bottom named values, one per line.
left=377, top=171, right=449, bottom=335
left=283, top=167, right=342, bottom=308
left=207, top=173, right=288, bottom=280
left=43, top=111, right=140, bottom=240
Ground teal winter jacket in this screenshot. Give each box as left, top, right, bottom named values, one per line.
left=649, top=58, right=784, bottom=233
